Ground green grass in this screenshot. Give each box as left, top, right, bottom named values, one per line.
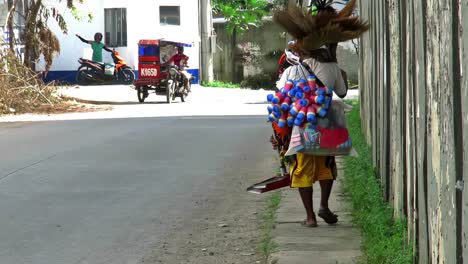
left=201, top=80, right=240, bottom=88
left=259, top=191, right=282, bottom=258
left=342, top=100, right=413, bottom=264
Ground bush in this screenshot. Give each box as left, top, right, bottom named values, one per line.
left=201, top=80, right=240, bottom=88
left=240, top=73, right=277, bottom=90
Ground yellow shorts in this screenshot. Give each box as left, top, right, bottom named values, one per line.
left=290, top=154, right=337, bottom=188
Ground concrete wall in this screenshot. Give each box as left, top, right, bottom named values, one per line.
left=213, top=21, right=286, bottom=84
left=359, top=0, right=468, bottom=263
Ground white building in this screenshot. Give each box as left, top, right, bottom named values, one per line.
left=28, top=0, right=201, bottom=83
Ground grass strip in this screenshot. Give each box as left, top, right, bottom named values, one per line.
left=201, top=80, right=241, bottom=88
left=259, top=191, right=281, bottom=259
left=342, top=100, right=413, bottom=264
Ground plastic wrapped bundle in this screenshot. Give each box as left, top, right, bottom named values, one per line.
left=266, top=75, right=334, bottom=128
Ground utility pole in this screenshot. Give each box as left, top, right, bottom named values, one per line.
left=200, top=0, right=214, bottom=83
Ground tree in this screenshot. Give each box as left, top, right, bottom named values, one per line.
left=212, top=0, right=270, bottom=34
left=6, top=0, right=89, bottom=71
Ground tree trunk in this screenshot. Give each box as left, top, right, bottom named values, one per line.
left=23, top=0, right=41, bottom=70
left=6, top=0, right=17, bottom=52
left=231, top=27, right=237, bottom=82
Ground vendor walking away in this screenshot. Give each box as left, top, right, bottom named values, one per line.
left=76, top=33, right=112, bottom=63
left=272, top=0, right=368, bottom=227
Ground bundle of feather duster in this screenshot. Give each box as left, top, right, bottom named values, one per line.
left=273, top=0, right=369, bottom=55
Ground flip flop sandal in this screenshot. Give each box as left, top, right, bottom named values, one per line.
left=318, top=208, right=338, bottom=224
left=301, top=220, right=318, bottom=228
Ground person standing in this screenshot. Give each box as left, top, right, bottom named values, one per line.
left=272, top=0, right=368, bottom=227
left=76, top=33, right=112, bottom=63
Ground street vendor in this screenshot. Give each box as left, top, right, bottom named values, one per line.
left=271, top=0, right=368, bottom=227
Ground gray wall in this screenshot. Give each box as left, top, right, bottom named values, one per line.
left=213, top=20, right=360, bottom=86
left=213, top=21, right=286, bottom=83
left=359, top=0, right=468, bottom=263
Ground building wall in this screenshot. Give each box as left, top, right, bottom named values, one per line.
left=41, top=0, right=200, bottom=83
left=0, top=1, right=7, bottom=24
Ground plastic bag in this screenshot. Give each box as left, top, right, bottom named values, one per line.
left=285, top=100, right=352, bottom=156
left=104, top=64, right=115, bottom=75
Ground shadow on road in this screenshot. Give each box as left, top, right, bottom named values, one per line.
left=63, top=96, right=180, bottom=105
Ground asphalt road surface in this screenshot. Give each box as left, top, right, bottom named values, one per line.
left=0, top=116, right=273, bottom=264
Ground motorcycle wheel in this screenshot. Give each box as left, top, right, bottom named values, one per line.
left=120, top=68, right=135, bottom=85
left=76, top=67, right=91, bottom=85
left=166, top=80, right=176, bottom=104
left=181, top=82, right=191, bottom=103
left=137, top=86, right=146, bottom=103
left=172, top=81, right=180, bottom=101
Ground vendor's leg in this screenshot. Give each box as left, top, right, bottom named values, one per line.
left=291, top=154, right=317, bottom=226
left=298, top=187, right=316, bottom=226
left=315, top=156, right=337, bottom=210
left=319, top=179, right=333, bottom=210
left=316, top=156, right=338, bottom=224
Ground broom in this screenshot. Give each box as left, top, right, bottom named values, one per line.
left=246, top=123, right=291, bottom=194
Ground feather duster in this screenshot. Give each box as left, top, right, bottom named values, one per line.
left=273, top=0, right=368, bottom=54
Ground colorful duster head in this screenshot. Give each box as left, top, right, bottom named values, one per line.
left=278, top=112, right=288, bottom=128
left=281, top=97, right=292, bottom=111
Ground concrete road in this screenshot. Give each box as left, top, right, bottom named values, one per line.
left=0, top=116, right=272, bottom=264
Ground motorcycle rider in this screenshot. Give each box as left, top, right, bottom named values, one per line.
left=166, top=46, right=191, bottom=93
left=76, top=33, right=112, bottom=63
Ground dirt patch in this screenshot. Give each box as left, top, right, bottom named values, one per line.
left=2, top=100, right=112, bottom=116
left=141, top=192, right=267, bottom=264
left=140, top=156, right=277, bottom=264
left=32, top=100, right=112, bottom=114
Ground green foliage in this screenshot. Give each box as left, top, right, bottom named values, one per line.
left=201, top=80, right=241, bottom=88
left=342, top=100, right=414, bottom=264
left=259, top=192, right=281, bottom=257
left=212, top=0, right=270, bottom=34
left=240, top=73, right=277, bottom=90
left=71, top=6, right=93, bottom=23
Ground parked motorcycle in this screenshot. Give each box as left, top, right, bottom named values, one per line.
left=76, top=51, right=135, bottom=85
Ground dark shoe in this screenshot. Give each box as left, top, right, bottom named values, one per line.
left=318, top=208, right=338, bottom=224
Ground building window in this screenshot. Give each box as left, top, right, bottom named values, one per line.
left=104, top=8, right=127, bottom=47
left=160, top=6, right=180, bottom=25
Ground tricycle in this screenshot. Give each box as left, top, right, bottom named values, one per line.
left=133, top=39, right=193, bottom=104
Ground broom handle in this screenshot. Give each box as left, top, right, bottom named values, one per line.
left=271, top=123, right=288, bottom=176
left=277, top=147, right=288, bottom=176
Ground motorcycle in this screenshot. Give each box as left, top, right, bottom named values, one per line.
left=76, top=51, right=135, bottom=85
left=167, top=59, right=192, bottom=98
